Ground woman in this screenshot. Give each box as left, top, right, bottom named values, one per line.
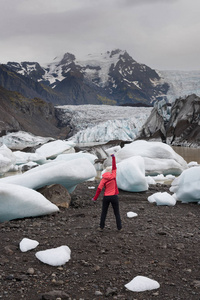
left=92, top=154, right=122, bottom=231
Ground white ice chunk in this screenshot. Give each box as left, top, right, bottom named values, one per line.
left=127, top=212, right=138, bottom=218
left=35, top=245, right=71, bottom=266
left=0, top=144, right=16, bottom=174
left=116, top=156, right=148, bottom=192
left=36, top=140, right=75, bottom=159
left=0, top=183, right=59, bottom=222
left=125, top=275, right=160, bottom=292
left=148, top=192, right=176, bottom=206
left=170, top=166, right=200, bottom=202
left=105, top=146, right=121, bottom=155
left=13, top=151, right=46, bottom=165
left=19, top=238, right=39, bottom=252
left=115, top=140, right=188, bottom=176
left=55, top=152, right=97, bottom=164
left=146, top=176, right=156, bottom=185
left=0, top=154, right=12, bottom=175
left=0, top=158, right=97, bottom=193
left=0, top=131, right=54, bottom=150
left=188, top=161, right=199, bottom=168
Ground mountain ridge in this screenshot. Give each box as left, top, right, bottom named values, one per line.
left=4, top=49, right=169, bottom=106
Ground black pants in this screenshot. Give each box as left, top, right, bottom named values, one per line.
left=100, top=195, right=122, bottom=230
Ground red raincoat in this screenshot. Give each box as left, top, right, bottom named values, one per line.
left=93, top=155, right=119, bottom=200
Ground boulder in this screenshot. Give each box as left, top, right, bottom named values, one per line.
left=38, top=184, right=71, bottom=208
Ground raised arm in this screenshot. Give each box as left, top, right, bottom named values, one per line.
left=111, top=154, right=117, bottom=171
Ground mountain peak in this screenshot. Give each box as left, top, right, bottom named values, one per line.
left=52, top=52, right=75, bottom=66
left=59, top=53, right=76, bottom=65
left=110, top=49, right=125, bottom=57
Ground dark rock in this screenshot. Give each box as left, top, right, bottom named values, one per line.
left=40, top=290, right=70, bottom=299
left=37, top=184, right=71, bottom=208
left=138, top=94, right=200, bottom=147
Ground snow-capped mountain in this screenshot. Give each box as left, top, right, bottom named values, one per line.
left=5, top=50, right=200, bottom=105
left=6, top=49, right=169, bottom=106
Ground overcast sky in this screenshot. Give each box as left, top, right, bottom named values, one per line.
left=1, top=0, right=200, bottom=70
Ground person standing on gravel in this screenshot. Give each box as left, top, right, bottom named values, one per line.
left=92, top=154, right=122, bottom=231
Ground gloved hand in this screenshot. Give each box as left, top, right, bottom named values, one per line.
left=92, top=198, right=96, bottom=202
left=111, top=154, right=115, bottom=157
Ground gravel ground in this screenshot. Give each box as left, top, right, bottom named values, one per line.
left=0, top=181, right=199, bottom=300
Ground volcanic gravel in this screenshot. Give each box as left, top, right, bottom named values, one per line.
left=0, top=181, right=199, bottom=300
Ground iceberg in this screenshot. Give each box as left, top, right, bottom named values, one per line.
left=148, top=192, right=176, bottom=206
left=0, top=144, right=16, bottom=174
left=0, top=131, right=54, bottom=150
left=0, top=183, right=59, bottom=222
left=0, top=158, right=97, bottom=193
left=113, top=140, right=188, bottom=176
left=116, top=156, right=148, bottom=192
left=55, top=152, right=97, bottom=165
left=36, top=140, right=75, bottom=159
left=13, top=150, right=46, bottom=165
left=170, top=166, right=200, bottom=203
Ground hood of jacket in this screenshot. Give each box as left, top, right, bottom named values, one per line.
left=102, top=172, right=113, bottom=180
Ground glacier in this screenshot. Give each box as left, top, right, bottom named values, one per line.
left=57, top=105, right=152, bottom=144
left=158, top=70, right=200, bottom=102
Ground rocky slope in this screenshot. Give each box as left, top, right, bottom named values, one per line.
left=0, top=181, right=199, bottom=300
left=167, top=94, right=200, bottom=146
left=0, top=86, right=70, bottom=139
left=0, top=65, right=66, bottom=105
left=138, top=94, right=200, bottom=147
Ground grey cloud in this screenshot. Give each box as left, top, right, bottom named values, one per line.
left=0, top=0, right=200, bottom=70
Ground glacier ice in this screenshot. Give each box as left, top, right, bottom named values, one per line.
left=159, top=70, right=200, bottom=103
left=127, top=212, right=138, bottom=218
left=0, top=144, right=16, bottom=174
left=35, top=245, right=71, bottom=266
left=13, top=150, right=46, bottom=165
left=112, top=140, right=188, bottom=176
left=0, top=158, right=97, bottom=193
left=148, top=192, right=176, bottom=206
left=19, top=238, right=39, bottom=252
left=170, top=166, right=200, bottom=202
left=70, top=119, right=137, bottom=143
left=36, top=139, right=75, bottom=159
left=125, top=275, right=160, bottom=292
left=0, top=131, right=54, bottom=150
left=0, top=183, right=59, bottom=222
left=116, top=156, right=148, bottom=192
left=55, top=152, right=97, bottom=165
left=57, top=105, right=152, bottom=143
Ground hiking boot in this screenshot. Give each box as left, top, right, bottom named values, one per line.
left=98, top=227, right=104, bottom=232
